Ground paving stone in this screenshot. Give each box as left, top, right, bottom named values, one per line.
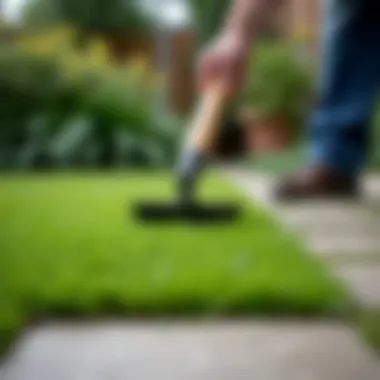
left=1, top=322, right=380, bottom=380
left=279, top=208, right=379, bottom=239
left=226, top=169, right=380, bottom=308
left=226, top=170, right=380, bottom=260
left=308, top=236, right=380, bottom=257
left=277, top=203, right=376, bottom=225
left=336, top=264, right=380, bottom=308
left=363, top=175, right=380, bottom=203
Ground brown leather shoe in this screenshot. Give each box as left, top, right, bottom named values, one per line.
left=275, top=166, right=359, bottom=200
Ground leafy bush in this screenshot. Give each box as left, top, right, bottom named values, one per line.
left=241, top=42, right=314, bottom=128
left=0, top=43, right=181, bottom=169
left=189, top=0, right=231, bottom=46
left=22, top=0, right=153, bottom=35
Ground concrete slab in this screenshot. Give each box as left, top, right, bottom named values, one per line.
left=0, top=322, right=379, bottom=380
left=336, top=265, right=380, bottom=308
left=226, top=170, right=380, bottom=260
left=363, top=175, right=380, bottom=203
left=226, top=169, right=380, bottom=307
left=308, top=236, right=380, bottom=257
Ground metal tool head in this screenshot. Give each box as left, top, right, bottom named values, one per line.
left=134, top=201, right=241, bottom=224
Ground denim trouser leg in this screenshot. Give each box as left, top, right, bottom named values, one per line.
left=308, top=0, right=380, bottom=175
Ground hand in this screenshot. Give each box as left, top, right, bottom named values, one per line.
left=196, top=31, right=251, bottom=97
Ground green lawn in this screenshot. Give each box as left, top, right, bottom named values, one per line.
left=359, top=310, right=380, bottom=353
left=0, top=172, right=351, bottom=350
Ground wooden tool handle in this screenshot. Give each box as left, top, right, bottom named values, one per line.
left=185, top=83, right=227, bottom=153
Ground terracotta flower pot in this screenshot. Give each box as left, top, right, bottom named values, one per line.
left=239, top=108, right=293, bottom=154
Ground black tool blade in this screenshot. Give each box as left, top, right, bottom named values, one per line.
left=133, top=202, right=241, bottom=223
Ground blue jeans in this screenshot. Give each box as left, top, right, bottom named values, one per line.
left=309, top=0, right=380, bottom=175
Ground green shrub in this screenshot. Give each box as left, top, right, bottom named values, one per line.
left=241, top=42, right=314, bottom=129
left=0, top=45, right=181, bottom=169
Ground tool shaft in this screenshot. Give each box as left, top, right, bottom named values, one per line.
left=177, top=83, right=227, bottom=203
left=185, top=83, right=227, bottom=152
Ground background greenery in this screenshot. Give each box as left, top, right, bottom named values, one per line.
left=241, top=42, right=314, bottom=128
left=188, top=0, right=231, bottom=46
left=22, top=0, right=153, bottom=39
left=0, top=26, right=181, bottom=170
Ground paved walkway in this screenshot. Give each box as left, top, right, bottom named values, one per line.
left=0, top=170, right=379, bottom=380
left=226, top=169, right=380, bottom=309
left=1, top=321, right=379, bottom=380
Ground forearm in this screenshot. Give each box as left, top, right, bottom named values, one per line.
left=223, top=0, right=283, bottom=41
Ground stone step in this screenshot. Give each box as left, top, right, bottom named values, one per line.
left=226, top=171, right=380, bottom=259
left=308, top=236, right=380, bottom=257
left=226, top=170, right=380, bottom=214
left=363, top=175, right=380, bottom=203
left=1, top=322, right=379, bottom=380
left=336, top=264, right=380, bottom=309
left=277, top=204, right=378, bottom=227
left=226, top=169, right=380, bottom=309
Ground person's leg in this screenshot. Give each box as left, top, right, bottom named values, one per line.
left=277, top=0, right=380, bottom=198
left=309, top=0, right=380, bottom=175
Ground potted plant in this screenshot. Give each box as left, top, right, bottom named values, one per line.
left=239, top=42, right=313, bottom=153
